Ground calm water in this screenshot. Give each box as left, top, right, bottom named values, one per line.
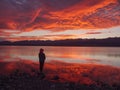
left=0, top=46, right=120, bottom=67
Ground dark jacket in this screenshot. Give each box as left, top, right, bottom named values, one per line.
left=39, top=52, right=46, bottom=62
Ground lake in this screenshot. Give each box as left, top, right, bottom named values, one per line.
left=0, top=46, right=120, bottom=67
left=0, top=46, right=120, bottom=86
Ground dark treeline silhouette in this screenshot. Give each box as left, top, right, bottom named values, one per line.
left=0, top=37, right=120, bottom=47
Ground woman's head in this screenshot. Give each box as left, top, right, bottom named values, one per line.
left=40, top=48, right=44, bottom=52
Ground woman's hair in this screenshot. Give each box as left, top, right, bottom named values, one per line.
left=40, top=48, right=44, bottom=52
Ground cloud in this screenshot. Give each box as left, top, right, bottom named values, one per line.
left=0, top=37, right=6, bottom=41
left=0, top=0, right=120, bottom=31
left=5, top=30, right=87, bottom=41
left=86, top=32, right=102, bottom=34
left=4, top=34, right=80, bottom=41
left=0, top=0, right=120, bottom=41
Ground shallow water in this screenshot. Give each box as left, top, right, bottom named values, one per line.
left=0, top=46, right=120, bottom=67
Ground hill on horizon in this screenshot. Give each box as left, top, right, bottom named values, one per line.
left=0, top=37, right=120, bottom=47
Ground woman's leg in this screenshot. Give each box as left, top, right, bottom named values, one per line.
left=40, top=61, right=44, bottom=72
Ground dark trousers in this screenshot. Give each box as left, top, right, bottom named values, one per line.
left=39, top=61, right=44, bottom=72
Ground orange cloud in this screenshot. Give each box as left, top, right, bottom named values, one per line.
left=0, top=0, right=120, bottom=41
left=3, top=34, right=80, bottom=41
left=47, top=0, right=119, bottom=30
left=86, top=32, right=102, bottom=34
left=0, top=0, right=120, bottom=31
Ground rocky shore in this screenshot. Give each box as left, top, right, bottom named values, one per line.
left=0, top=70, right=120, bottom=90
left=0, top=60, right=120, bottom=90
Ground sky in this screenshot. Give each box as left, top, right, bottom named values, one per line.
left=0, top=0, right=120, bottom=41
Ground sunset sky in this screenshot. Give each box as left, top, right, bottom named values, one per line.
left=0, top=0, right=120, bottom=41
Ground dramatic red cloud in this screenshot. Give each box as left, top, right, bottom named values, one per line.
left=48, top=0, right=120, bottom=30
left=0, top=0, right=120, bottom=31
left=0, top=0, right=120, bottom=41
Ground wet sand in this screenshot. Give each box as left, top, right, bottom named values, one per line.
left=0, top=59, right=120, bottom=90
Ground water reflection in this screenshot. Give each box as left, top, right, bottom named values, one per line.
left=0, top=46, right=120, bottom=67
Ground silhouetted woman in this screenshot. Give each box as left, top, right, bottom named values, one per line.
left=39, top=48, right=46, bottom=73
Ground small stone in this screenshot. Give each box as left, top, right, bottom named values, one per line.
left=52, top=75, right=60, bottom=80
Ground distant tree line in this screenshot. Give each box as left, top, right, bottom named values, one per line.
left=0, top=37, right=120, bottom=47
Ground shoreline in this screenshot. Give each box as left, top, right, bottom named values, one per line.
left=0, top=60, right=120, bottom=90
